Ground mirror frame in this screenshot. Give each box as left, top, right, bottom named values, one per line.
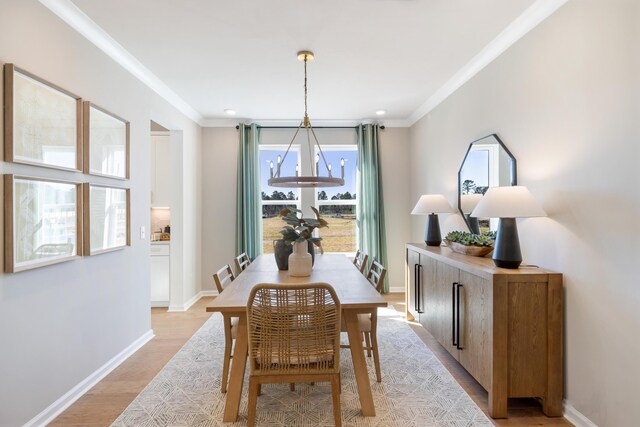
left=457, top=134, right=517, bottom=233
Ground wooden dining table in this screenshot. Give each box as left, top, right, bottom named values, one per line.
left=206, top=253, right=387, bottom=422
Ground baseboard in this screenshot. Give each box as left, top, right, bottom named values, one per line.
left=388, top=286, right=404, bottom=293
left=564, top=400, right=598, bottom=427
left=168, top=290, right=218, bottom=312
left=200, top=290, right=218, bottom=297
left=24, top=329, right=155, bottom=427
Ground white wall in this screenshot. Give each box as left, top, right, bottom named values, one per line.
left=201, top=127, right=238, bottom=291
left=378, top=127, right=411, bottom=291
left=0, top=1, right=201, bottom=425
left=200, top=126, right=411, bottom=292
left=409, top=1, right=639, bottom=425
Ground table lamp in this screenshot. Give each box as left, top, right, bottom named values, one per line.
left=460, top=194, right=483, bottom=234
left=411, top=195, right=454, bottom=246
left=471, top=186, right=546, bottom=268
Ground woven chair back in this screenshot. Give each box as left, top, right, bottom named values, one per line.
left=247, top=283, right=341, bottom=376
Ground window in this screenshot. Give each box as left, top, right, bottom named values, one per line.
left=259, top=129, right=358, bottom=255
left=314, top=146, right=358, bottom=254
left=259, top=145, right=300, bottom=254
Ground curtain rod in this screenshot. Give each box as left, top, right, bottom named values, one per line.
left=235, top=125, right=385, bottom=130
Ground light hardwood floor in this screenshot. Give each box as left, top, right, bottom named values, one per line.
left=52, top=294, right=572, bottom=426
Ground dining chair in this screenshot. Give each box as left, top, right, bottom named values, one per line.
left=234, top=252, right=251, bottom=275
left=213, top=264, right=237, bottom=393
left=246, top=283, right=342, bottom=427
left=353, top=249, right=369, bottom=274
left=341, top=259, right=387, bottom=383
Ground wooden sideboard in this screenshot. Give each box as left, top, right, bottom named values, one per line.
left=405, top=243, right=563, bottom=418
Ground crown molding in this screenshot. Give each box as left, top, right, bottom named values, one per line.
left=38, top=0, right=203, bottom=124
left=200, top=118, right=412, bottom=128
left=40, top=0, right=566, bottom=130
left=407, top=0, right=569, bottom=126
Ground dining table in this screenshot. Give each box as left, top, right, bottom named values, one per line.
left=206, top=253, right=388, bottom=422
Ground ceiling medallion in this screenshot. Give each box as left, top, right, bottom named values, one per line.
left=267, top=51, right=345, bottom=188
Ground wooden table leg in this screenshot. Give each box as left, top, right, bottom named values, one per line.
left=344, top=309, right=375, bottom=417
left=223, top=313, right=248, bottom=422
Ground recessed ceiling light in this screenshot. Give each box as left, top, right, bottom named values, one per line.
left=224, top=109, right=237, bottom=115
left=375, top=110, right=386, bottom=116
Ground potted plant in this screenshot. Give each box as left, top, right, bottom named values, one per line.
left=273, top=207, right=327, bottom=272
left=443, top=230, right=496, bottom=257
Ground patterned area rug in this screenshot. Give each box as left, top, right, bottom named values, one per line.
left=112, top=307, right=492, bottom=426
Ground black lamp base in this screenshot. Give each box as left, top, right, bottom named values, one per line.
left=425, top=213, right=442, bottom=246
left=465, top=214, right=481, bottom=234
left=492, top=217, right=522, bottom=269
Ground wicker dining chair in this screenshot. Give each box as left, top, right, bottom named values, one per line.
left=341, top=259, right=387, bottom=382
left=353, top=249, right=369, bottom=274
left=246, top=283, right=342, bottom=427
left=213, top=264, right=237, bottom=393
left=234, top=252, right=251, bottom=275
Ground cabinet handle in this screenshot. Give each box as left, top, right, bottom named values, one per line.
left=414, top=264, right=418, bottom=312
left=417, top=264, right=423, bottom=313
left=452, top=282, right=458, bottom=346
left=456, top=283, right=464, bottom=350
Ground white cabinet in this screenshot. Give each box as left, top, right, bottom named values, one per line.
left=151, top=133, right=171, bottom=207
left=150, top=243, right=170, bottom=307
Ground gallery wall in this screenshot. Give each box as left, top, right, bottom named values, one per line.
left=0, top=1, right=201, bottom=425
left=409, top=0, right=639, bottom=425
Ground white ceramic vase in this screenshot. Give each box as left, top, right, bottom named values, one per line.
left=288, top=241, right=312, bottom=277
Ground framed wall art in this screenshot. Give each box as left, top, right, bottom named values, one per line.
left=4, top=175, right=82, bottom=273
left=83, top=184, right=130, bottom=256
left=3, top=64, right=82, bottom=171
left=83, top=102, right=130, bottom=179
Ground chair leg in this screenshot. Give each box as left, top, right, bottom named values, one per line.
left=220, top=333, right=232, bottom=393
left=257, top=383, right=262, bottom=396
left=364, top=332, right=372, bottom=357
left=331, top=374, right=342, bottom=427
left=371, top=331, right=382, bottom=383
left=247, top=377, right=259, bottom=427
left=290, top=383, right=295, bottom=391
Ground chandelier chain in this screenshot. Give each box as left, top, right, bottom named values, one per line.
left=304, top=55, right=308, bottom=119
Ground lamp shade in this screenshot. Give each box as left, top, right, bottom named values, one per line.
left=471, top=186, right=546, bottom=218
left=460, top=194, right=483, bottom=214
left=411, top=194, right=454, bottom=215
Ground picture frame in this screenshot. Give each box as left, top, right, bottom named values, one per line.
left=83, top=102, right=130, bottom=179
left=3, top=64, right=82, bottom=171
left=4, top=175, right=82, bottom=273
left=82, top=183, right=130, bottom=256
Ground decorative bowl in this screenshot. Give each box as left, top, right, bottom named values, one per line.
left=443, top=240, right=493, bottom=257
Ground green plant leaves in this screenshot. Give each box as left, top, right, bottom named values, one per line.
left=444, top=230, right=496, bottom=247
left=277, top=206, right=329, bottom=245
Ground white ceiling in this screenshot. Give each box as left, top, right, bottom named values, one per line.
left=65, top=0, right=548, bottom=125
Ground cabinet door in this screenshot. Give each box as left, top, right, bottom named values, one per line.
left=152, top=136, right=171, bottom=207
left=436, top=263, right=460, bottom=359
left=406, top=249, right=420, bottom=320
left=419, top=256, right=437, bottom=333
left=150, top=254, right=170, bottom=307
left=458, top=271, right=491, bottom=389
left=149, top=139, right=156, bottom=204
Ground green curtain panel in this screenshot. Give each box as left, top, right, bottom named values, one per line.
left=235, top=123, right=262, bottom=259
left=357, top=124, right=389, bottom=293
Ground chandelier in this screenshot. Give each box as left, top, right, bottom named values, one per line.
left=267, top=51, right=345, bottom=188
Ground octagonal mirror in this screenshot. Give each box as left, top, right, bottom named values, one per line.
left=458, top=134, right=517, bottom=233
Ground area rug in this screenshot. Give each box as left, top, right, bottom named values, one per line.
left=111, top=307, right=492, bottom=426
